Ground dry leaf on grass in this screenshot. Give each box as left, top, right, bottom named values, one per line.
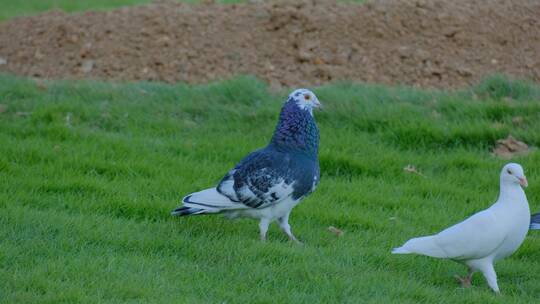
left=492, top=135, right=529, bottom=159
left=328, top=226, right=344, bottom=237
left=403, top=165, right=426, bottom=178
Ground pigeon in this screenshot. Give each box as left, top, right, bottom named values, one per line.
left=172, top=89, right=322, bottom=243
left=531, top=213, right=540, bottom=230
left=392, top=163, right=530, bottom=294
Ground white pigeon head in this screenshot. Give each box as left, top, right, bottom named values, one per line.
left=501, top=163, right=528, bottom=188
left=288, top=89, right=322, bottom=115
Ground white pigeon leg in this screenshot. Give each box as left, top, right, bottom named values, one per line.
left=259, top=218, right=271, bottom=242
left=454, top=267, right=474, bottom=288
left=278, top=212, right=301, bottom=244
left=479, top=263, right=500, bottom=294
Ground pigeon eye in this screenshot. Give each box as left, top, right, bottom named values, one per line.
left=304, top=94, right=311, bottom=101
left=507, top=169, right=512, bottom=175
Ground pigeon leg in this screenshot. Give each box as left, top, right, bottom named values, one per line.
left=454, top=268, right=474, bottom=288
left=278, top=213, right=302, bottom=244
left=259, top=218, right=270, bottom=242
left=479, top=263, right=500, bottom=294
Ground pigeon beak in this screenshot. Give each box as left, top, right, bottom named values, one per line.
left=518, top=176, right=528, bottom=188
left=313, top=99, right=323, bottom=110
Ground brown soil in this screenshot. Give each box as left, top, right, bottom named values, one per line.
left=0, top=0, right=539, bottom=89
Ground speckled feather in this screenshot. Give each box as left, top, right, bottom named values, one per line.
left=270, top=97, right=319, bottom=157
left=531, top=212, right=540, bottom=230
left=217, top=95, right=320, bottom=209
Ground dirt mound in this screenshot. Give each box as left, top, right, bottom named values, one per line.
left=0, top=0, right=539, bottom=88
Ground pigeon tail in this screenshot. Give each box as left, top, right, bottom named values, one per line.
left=394, top=236, right=448, bottom=258
left=171, top=206, right=206, bottom=216
left=171, top=188, right=245, bottom=217
left=391, top=247, right=412, bottom=254
left=531, top=213, right=540, bottom=230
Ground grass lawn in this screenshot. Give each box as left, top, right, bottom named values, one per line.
left=0, top=0, right=244, bottom=21
left=1, top=74, right=540, bottom=303
left=0, top=0, right=368, bottom=21
left=0, top=0, right=149, bottom=21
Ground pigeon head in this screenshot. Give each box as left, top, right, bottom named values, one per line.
left=288, top=89, right=322, bottom=116
left=501, top=163, right=528, bottom=188
left=269, top=89, right=321, bottom=157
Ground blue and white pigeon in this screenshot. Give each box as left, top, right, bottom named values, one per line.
left=531, top=213, right=540, bottom=230
left=172, top=89, right=322, bottom=243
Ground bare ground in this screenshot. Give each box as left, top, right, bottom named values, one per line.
left=0, top=0, right=539, bottom=89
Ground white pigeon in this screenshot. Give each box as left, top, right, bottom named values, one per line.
left=392, top=163, right=530, bottom=293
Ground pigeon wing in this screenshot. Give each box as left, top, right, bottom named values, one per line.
left=217, top=148, right=295, bottom=209
left=433, top=209, right=507, bottom=260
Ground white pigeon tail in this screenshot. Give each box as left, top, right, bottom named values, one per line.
left=392, top=163, right=530, bottom=294
left=391, top=235, right=447, bottom=257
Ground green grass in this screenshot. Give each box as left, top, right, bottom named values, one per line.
left=0, top=0, right=147, bottom=21
left=0, top=0, right=367, bottom=21
left=0, top=0, right=245, bottom=21
left=1, top=73, right=540, bottom=303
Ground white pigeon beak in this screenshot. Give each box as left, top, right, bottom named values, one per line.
left=518, top=176, right=528, bottom=188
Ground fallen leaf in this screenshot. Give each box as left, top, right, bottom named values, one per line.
left=403, top=164, right=426, bottom=178
left=492, top=135, right=529, bottom=159
left=328, top=226, right=344, bottom=237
